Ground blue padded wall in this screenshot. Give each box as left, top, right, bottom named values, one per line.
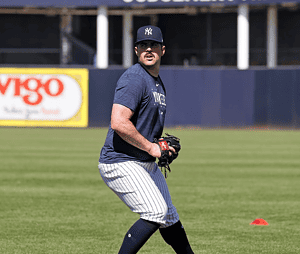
left=88, top=68, right=300, bottom=128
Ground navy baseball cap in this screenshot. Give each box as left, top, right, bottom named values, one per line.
left=135, top=25, right=164, bottom=44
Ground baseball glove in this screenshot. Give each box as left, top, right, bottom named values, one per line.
left=154, top=133, right=181, bottom=178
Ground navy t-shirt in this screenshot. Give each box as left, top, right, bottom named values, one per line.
left=99, top=63, right=167, bottom=164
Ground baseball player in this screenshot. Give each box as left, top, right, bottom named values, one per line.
left=98, top=25, right=194, bottom=254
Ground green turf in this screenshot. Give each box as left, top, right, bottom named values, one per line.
left=1, top=127, right=300, bottom=253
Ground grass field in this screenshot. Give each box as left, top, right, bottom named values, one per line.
left=1, top=127, right=300, bottom=254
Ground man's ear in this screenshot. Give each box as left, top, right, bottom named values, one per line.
left=135, top=46, right=138, bottom=55
left=161, top=45, right=166, bottom=56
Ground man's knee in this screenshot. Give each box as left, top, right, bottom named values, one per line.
left=143, top=202, right=168, bottom=224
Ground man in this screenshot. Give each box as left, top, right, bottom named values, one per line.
left=98, top=25, right=194, bottom=254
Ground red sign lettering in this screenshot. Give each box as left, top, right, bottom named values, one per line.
left=43, top=78, right=64, bottom=97
left=0, top=77, right=64, bottom=106
left=0, top=78, right=12, bottom=94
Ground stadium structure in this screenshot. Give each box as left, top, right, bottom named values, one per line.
left=1, top=0, right=300, bottom=69
left=1, top=0, right=300, bottom=129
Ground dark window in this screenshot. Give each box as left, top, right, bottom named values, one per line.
left=278, top=9, right=300, bottom=65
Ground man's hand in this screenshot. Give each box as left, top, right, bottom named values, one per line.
left=148, top=143, right=162, bottom=158
left=148, top=143, right=176, bottom=158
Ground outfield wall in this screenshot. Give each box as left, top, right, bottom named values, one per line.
left=89, top=68, right=300, bottom=128
left=1, top=67, right=299, bottom=128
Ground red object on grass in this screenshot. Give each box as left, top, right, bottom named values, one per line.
left=250, top=218, right=269, bottom=225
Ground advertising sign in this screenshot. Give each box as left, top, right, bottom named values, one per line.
left=0, top=68, right=88, bottom=127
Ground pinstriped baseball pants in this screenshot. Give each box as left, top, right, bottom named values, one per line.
left=98, top=161, right=179, bottom=228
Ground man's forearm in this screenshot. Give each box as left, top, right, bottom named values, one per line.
left=110, top=103, right=161, bottom=158
left=114, top=120, right=152, bottom=153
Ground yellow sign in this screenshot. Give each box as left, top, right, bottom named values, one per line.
left=0, top=68, right=88, bottom=127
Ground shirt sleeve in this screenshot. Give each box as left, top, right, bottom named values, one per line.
left=113, top=73, right=145, bottom=112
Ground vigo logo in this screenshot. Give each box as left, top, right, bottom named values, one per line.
left=0, top=74, right=82, bottom=121
left=0, top=77, right=64, bottom=106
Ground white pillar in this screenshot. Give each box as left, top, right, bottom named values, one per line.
left=267, top=5, right=278, bottom=69
left=123, top=12, right=133, bottom=69
left=96, top=6, right=109, bottom=69
left=60, top=13, right=72, bottom=65
left=237, top=4, right=249, bottom=70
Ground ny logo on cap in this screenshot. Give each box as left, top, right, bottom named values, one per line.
left=145, top=27, right=152, bottom=36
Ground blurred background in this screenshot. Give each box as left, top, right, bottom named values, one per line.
left=1, top=0, right=300, bottom=129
